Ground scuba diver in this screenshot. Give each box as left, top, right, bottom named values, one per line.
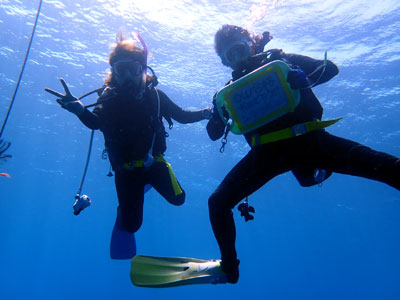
left=206, top=25, right=400, bottom=284
left=45, top=33, right=211, bottom=236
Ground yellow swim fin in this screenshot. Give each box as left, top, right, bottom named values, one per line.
left=130, top=255, right=227, bottom=287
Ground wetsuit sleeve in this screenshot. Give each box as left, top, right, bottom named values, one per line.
left=77, top=93, right=111, bottom=130
left=77, top=108, right=103, bottom=130
left=158, top=89, right=207, bottom=124
left=283, top=52, right=339, bottom=86
left=206, top=94, right=226, bottom=141
left=77, top=87, right=117, bottom=129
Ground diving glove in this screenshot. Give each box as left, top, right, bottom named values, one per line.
left=202, top=108, right=213, bottom=120
left=287, top=69, right=310, bottom=90
left=45, top=78, right=85, bottom=115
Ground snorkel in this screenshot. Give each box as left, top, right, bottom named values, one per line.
left=133, top=32, right=158, bottom=89
left=133, top=32, right=148, bottom=76
left=253, top=31, right=273, bottom=55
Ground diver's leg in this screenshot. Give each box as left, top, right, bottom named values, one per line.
left=208, top=147, right=288, bottom=283
left=148, top=158, right=185, bottom=206
left=313, top=131, right=400, bottom=190
left=114, top=170, right=146, bottom=233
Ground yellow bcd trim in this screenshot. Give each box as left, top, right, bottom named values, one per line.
left=122, top=155, right=183, bottom=196
left=251, top=118, right=343, bottom=147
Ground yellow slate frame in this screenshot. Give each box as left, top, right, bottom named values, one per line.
left=216, top=60, right=300, bottom=134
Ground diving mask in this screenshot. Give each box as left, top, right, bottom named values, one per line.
left=221, top=40, right=253, bottom=69
left=112, top=59, right=144, bottom=78
left=112, top=59, right=146, bottom=90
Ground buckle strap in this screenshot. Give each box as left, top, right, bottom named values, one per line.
left=122, top=154, right=165, bottom=170
left=251, top=118, right=342, bottom=147
left=123, top=160, right=144, bottom=170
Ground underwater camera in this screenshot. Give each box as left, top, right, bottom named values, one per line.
left=73, top=194, right=91, bottom=216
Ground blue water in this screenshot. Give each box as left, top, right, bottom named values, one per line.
left=1, top=1, right=399, bottom=299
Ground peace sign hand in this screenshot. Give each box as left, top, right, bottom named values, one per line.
left=45, top=78, right=85, bottom=115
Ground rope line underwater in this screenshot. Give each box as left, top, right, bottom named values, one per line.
left=0, top=0, right=43, bottom=138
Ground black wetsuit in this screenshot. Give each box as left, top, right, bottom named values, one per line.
left=79, top=86, right=207, bottom=233
left=206, top=50, right=400, bottom=282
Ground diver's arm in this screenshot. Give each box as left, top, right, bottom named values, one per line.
left=45, top=78, right=104, bottom=129
left=78, top=90, right=115, bottom=129
left=284, top=52, right=339, bottom=86
left=77, top=108, right=102, bottom=130
left=158, top=89, right=209, bottom=124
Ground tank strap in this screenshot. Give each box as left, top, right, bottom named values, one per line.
left=251, top=118, right=342, bottom=147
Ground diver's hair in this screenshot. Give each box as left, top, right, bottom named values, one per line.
left=214, top=25, right=254, bottom=56
left=105, top=40, right=148, bottom=87
left=108, top=40, right=146, bottom=66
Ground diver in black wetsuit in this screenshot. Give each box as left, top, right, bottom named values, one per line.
left=45, top=35, right=211, bottom=234
left=207, top=25, right=400, bottom=284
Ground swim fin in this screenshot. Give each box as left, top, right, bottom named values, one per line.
left=130, top=255, right=227, bottom=287
left=110, top=186, right=151, bottom=259
left=110, top=207, right=136, bottom=259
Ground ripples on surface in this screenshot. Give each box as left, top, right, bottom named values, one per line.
left=0, top=0, right=399, bottom=175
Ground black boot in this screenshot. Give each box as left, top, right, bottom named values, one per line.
left=220, top=259, right=240, bottom=284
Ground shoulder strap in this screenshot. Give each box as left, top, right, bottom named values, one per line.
left=151, top=87, right=174, bottom=129
left=147, top=88, right=162, bottom=157
left=153, top=88, right=161, bottom=119
left=85, top=86, right=118, bottom=109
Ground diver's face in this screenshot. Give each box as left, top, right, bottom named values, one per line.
left=112, top=59, right=145, bottom=88
left=221, top=39, right=253, bottom=70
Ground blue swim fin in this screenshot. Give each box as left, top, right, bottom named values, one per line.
left=110, top=207, right=136, bottom=259
left=130, top=255, right=227, bottom=287
left=110, top=184, right=151, bottom=259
